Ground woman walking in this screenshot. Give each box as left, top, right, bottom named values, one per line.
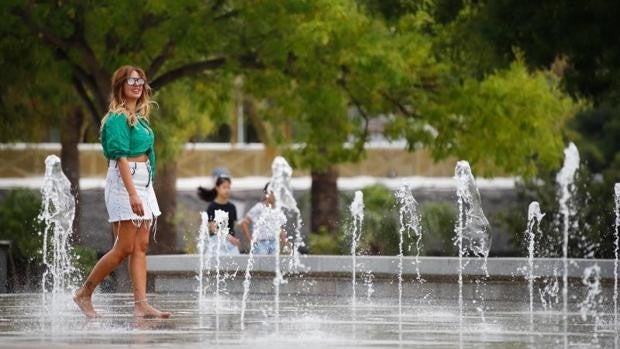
left=73, top=65, right=170, bottom=319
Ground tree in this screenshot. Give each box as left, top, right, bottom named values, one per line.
left=459, top=0, right=620, bottom=102
left=450, top=0, right=620, bottom=258
left=0, top=20, right=85, bottom=240
left=242, top=1, right=578, bottom=237
left=461, top=0, right=620, bottom=180
left=0, top=0, right=245, bottom=252
left=1, top=0, right=579, bottom=250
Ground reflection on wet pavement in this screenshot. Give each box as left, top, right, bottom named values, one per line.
left=0, top=293, right=617, bottom=348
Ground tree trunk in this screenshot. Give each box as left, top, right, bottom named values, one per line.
left=244, top=96, right=272, bottom=145
left=310, top=165, right=340, bottom=235
left=152, top=161, right=178, bottom=254
left=60, top=107, right=83, bottom=244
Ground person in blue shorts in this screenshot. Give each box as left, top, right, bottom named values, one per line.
left=240, top=183, right=288, bottom=255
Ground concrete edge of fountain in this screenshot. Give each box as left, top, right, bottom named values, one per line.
left=146, top=254, right=616, bottom=294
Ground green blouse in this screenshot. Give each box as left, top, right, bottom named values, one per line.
left=100, top=112, right=156, bottom=179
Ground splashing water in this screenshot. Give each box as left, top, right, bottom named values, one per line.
left=212, top=209, right=230, bottom=308
left=239, top=227, right=259, bottom=329
left=269, top=207, right=287, bottom=332
left=454, top=161, right=491, bottom=264
left=270, top=156, right=306, bottom=272
left=394, top=183, right=423, bottom=335
left=454, top=160, right=490, bottom=323
left=363, top=270, right=374, bottom=302
left=267, top=157, right=296, bottom=332
left=556, top=142, right=579, bottom=339
left=239, top=199, right=286, bottom=328
left=39, top=155, right=77, bottom=295
left=579, top=264, right=603, bottom=345
left=196, top=212, right=210, bottom=304
left=349, top=191, right=364, bottom=306
left=539, top=266, right=560, bottom=311
left=526, top=202, right=545, bottom=318
left=240, top=157, right=292, bottom=329
left=614, top=183, right=619, bottom=343
left=395, top=184, right=423, bottom=282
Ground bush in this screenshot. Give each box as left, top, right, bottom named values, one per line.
left=306, top=185, right=460, bottom=256
left=72, top=245, right=98, bottom=278
left=499, top=165, right=615, bottom=259
left=0, top=189, right=43, bottom=262
left=420, top=202, right=457, bottom=256
left=0, top=189, right=96, bottom=289
left=307, top=227, right=343, bottom=255
left=356, top=184, right=400, bottom=255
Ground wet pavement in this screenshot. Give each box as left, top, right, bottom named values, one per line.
left=0, top=292, right=618, bottom=348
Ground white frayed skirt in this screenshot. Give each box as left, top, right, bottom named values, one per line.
left=104, top=160, right=161, bottom=223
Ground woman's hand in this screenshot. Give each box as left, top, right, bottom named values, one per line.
left=228, top=235, right=241, bottom=247
left=129, top=192, right=144, bottom=216
left=116, top=157, right=143, bottom=216
left=240, top=218, right=252, bottom=242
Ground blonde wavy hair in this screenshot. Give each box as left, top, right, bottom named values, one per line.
left=101, top=65, right=154, bottom=128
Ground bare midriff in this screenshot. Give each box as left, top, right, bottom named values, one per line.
left=127, top=154, right=149, bottom=162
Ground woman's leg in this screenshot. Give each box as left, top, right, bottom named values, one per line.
left=74, top=221, right=137, bottom=318
left=130, top=221, right=171, bottom=318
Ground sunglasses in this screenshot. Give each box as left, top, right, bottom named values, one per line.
left=126, top=77, right=146, bottom=86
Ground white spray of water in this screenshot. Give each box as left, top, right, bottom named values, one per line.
left=395, top=184, right=423, bottom=344
left=525, top=201, right=545, bottom=328
left=614, top=183, right=619, bottom=344
left=350, top=191, right=364, bottom=307
left=212, top=209, right=229, bottom=309
left=454, top=160, right=491, bottom=323
left=240, top=157, right=294, bottom=329
left=579, top=264, right=602, bottom=345
left=39, top=155, right=77, bottom=296
left=556, top=142, right=579, bottom=342
left=395, top=184, right=423, bottom=282
left=239, top=228, right=258, bottom=329
left=539, top=266, right=560, bottom=311
left=239, top=210, right=288, bottom=329
left=270, top=156, right=306, bottom=272
left=196, top=211, right=210, bottom=305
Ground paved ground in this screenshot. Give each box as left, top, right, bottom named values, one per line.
left=0, top=292, right=617, bottom=348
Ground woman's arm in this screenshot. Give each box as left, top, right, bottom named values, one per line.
left=239, top=217, right=252, bottom=242
left=117, top=157, right=144, bottom=216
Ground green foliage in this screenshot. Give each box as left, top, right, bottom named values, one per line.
left=0, top=189, right=43, bottom=262
left=344, top=185, right=457, bottom=257
left=1, top=0, right=579, bottom=180
left=2, top=0, right=585, bottom=248
left=355, top=2, right=580, bottom=178
left=452, top=2, right=620, bottom=258
left=499, top=165, right=614, bottom=259
left=0, top=189, right=97, bottom=287
left=0, top=0, right=241, bottom=147
left=419, top=202, right=456, bottom=256
left=307, top=227, right=343, bottom=255
left=356, top=185, right=400, bottom=255
left=0, top=23, right=74, bottom=141
left=569, top=105, right=620, bottom=178
left=154, top=77, right=232, bottom=163
left=72, top=245, right=97, bottom=278
left=464, top=0, right=620, bottom=102
left=387, top=59, right=581, bottom=177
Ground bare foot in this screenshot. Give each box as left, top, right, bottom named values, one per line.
left=73, top=289, right=100, bottom=319
left=134, top=302, right=171, bottom=319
